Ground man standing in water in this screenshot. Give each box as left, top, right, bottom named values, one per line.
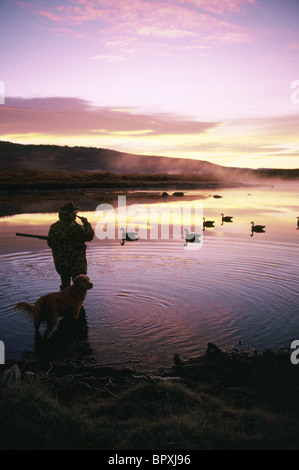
left=47, top=202, right=94, bottom=290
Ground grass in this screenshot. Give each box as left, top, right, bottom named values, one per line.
left=0, top=378, right=297, bottom=450
left=0, top=378, right=94, bottom=450
left=1, top=345, right=299, bottom=450
left=0, top=169, right=222, bottom=192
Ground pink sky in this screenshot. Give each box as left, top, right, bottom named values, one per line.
left=1, top=0, right=299, bottom=168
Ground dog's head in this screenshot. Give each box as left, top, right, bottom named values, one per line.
left=73, top=274, right=93, bottom=291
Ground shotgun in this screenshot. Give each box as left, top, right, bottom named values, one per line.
left=16, top=232, right=48, bottom=240
left=15, top=215, right=88, bottom=241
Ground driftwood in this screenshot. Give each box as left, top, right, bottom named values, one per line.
left=132, top=374, right=183, bottom=382
left=1, top=342, right=293, bottom=406
left=0, top=357, right=143, bottom=402
left=0, top=364, right=21, bottom=397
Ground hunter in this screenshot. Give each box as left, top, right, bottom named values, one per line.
left=47, top=202, right=94, bottom=290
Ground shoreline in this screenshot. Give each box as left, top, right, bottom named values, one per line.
left=0, top=185, right=229, bottom=218
left=0, top=188, right=210, bottom=217
left=2, top=168, right=296, bottom=218
left=0, top=167, right=273, bottom=196
left=0, top=174, right=264, bottom=218
left=1, top=343, right=298, bottom=450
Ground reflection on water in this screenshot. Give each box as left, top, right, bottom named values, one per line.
left=0, top=185, right=299, bottom=370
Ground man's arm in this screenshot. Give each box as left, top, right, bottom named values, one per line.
left=47, top=224, right=56, bottom=249
left=78, top=217, right=94, bottom=242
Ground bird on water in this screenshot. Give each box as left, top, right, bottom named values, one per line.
left=250, top=221, right=265, bottom=236
left=203, top=218, right=215, bottom=231
left=221, top=213, right=233, bottom=225
left=120, top=228, right=139, bottom=245
left=184, top=228, right=201, bottom=246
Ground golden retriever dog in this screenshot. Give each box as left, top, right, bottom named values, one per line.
left=14, top=274, right=93, bottom=338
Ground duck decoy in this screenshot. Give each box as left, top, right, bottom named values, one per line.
left=221, top=213, right=233, bottom=225
left=203, top=218, right=215, bottom=231
left=250, top=221, right=265, bottom=236
left=120, top=228, right=139, bottom=245
left=184, top=228, right=201, bottom=246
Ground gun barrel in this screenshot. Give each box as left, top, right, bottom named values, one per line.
left=16, top=232, right=48, bottom=240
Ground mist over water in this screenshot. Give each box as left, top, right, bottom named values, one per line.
left=1, top=184, right=299, bottom=370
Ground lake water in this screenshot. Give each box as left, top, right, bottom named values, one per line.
left=1, top=184, right=299, bottom=371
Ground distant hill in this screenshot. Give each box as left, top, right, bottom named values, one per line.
left=0, top=140, right=228, bottom=175
left=0, top=141, right=298, bottom=182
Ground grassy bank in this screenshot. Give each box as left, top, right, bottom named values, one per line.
left=0, top=169, right=227, bottom=216
left=0, top=169, right=226, bottom=192
left=1, top=343, right=299, bottom=450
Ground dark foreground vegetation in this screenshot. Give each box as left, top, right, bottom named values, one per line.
left=1, top=343, right=299, bottom=450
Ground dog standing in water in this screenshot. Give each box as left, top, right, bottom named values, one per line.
left=14, top=274, right=93, bottom=338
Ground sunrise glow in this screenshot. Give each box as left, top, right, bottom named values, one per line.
left=1, top=0, right=299, bottom=169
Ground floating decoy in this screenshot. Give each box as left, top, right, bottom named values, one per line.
left=184, top=228, right=201, bottom=246
left=221, top=213, right=233, bottom=225
left=120, top=228, right=139, bottom=245
left=232, top=340, right=257, bottom=355
left=203, top=218, right=215, bottom=231
left=250, top=221, right=265, bottom=236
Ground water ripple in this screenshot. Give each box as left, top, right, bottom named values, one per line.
left=1, top=237, right=299, bottom=366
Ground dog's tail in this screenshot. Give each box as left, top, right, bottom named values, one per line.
left=14, top=301, right=36, bottom=322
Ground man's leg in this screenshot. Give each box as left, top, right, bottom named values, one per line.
left=71, top=260, right=87, bottom=283
left=59, top=271, right=71, bottom=290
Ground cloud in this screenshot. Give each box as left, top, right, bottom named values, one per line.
left=236, top=114, right=299, bottom=136
left=2, top=97, right=298, bottom=169
left=90, top=54, right=124, bottom=63
left=4, top=96, right=89, bottom=111
left=23, top=0, right=257, bottom=54
left=287, top=42, right=299, bottom=50
left=175, top=0, right=257, bottom=15
left=0, top=96, right=219, bottom=137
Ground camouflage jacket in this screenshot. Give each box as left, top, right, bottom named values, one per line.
left=47, top=210, right=94, bottom=274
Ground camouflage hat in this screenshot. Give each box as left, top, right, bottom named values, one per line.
left=61, top=202, right=79, bottom=213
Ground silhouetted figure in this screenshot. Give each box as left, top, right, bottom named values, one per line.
left=47, top=202, right=94, bottom=289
